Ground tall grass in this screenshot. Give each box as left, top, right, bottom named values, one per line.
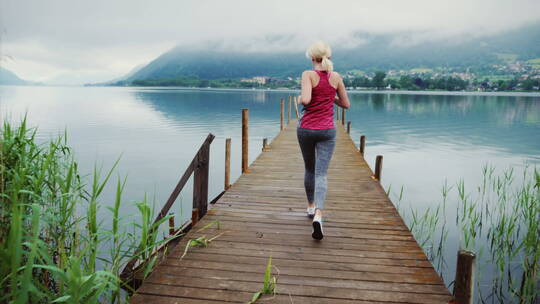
left=248, top=256, right=278, bottom=304
left=392, top=165, right=540, bottom=303
left=0, top=117, right=172, bottom=303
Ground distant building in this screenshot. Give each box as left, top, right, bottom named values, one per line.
left=240, top=76, right=268, bottom=85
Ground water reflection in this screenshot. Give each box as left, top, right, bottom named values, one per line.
left=346, top=93, right=540, bottom=159
left=133, top=88, right=283, bottom=126
left=1, top=86, right=539, bottom=296
left=370, top=93, right=385, bottom=111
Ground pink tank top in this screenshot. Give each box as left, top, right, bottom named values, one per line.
left=300, top=70, right=336, bottom=129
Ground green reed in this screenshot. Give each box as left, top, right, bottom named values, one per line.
left=0, top=117, right=173, bottom=303
left=248, top=256, right=278, bottom=304
left=181, top=222, right=224, bottom=260
left=391, top=165, right=539, bottom=303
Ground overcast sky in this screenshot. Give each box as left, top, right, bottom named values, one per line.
left=1, top=0, right=539, bottom=85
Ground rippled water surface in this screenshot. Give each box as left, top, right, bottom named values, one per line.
left=1, top=86, right=539, bottom=294
left=2, top=86, right=539, bottom=219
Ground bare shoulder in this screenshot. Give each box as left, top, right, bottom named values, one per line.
left=330, top=71, right=342, bottom=80
left=302, top=70, right=316, bottom=77
left=329, top=71, right=343, bottom=87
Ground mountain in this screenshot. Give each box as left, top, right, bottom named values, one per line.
left=88, top=63, right=146, bottom=86
left=0, top=67, right=30, bottom=85
left=119, top=23, right=540, bottom=83
left=112, top=63, right=146, bottom=82
left=123, top=50, right=306, bottom=81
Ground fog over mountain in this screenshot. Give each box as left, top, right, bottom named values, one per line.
left=117, top=22, right=540, bottom=82
left=0, top=67, right=31, bottom=85
left=2, top=0, right=540, bottom=84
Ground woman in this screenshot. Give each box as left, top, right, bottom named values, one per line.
left=297, top=41, right=350, bottom=240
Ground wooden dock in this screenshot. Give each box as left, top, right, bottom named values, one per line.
left=130, top=118, right=453, bottom=303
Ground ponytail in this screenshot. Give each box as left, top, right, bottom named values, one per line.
left=321, top=56, right=333, bottom=72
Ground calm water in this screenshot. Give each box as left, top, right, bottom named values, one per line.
left=1, top=86, right=540, bottom=295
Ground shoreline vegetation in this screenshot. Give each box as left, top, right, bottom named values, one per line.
left=1, top=116, right=538, bottom=303
left=391, top=166, right=539, bottom=303
left=4, top=85, right=540, bottom=98
left=96, top=71, right=540, bottom=93
left=0, top=117, right=174, bottom=303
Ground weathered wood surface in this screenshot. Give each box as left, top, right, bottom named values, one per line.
left=131, top=120, right=452, bottom=303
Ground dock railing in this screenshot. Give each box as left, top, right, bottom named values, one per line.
left=120, top=133, right=215, bottom=289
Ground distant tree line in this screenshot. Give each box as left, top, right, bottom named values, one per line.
left=478, top=78, right=540, bottom=91
left=125, top=72, right=539, bottom=91
left=344, top=71, right=540, bottom=91
left=388, top=75, right=469, bottom=91
left=344, top=71, right=388, bottom=89
left=519, top=78, right=540, bottom=90
left=129, top=77, right=297, bottom=89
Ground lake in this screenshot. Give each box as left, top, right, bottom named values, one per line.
left=1, top=85, right=539, bottom=298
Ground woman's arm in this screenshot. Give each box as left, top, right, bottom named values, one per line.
left=335, top=75, right=350, bottom=109
left=299, top=71, right=312, bottom=105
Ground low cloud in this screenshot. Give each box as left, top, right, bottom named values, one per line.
left=1, top=0, right=539, bottom=84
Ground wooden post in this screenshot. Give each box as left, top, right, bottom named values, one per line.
left=193, top=141, right=210, bottom=218
left=242, top=109, right=249, bottom=174
left=0, top=136, right=3, bottom=197
left=168, top=213, right=175, bottom=235
left=453, top=250, right=476, bottom=304
left=294, top=97, right=299, bottom=119
left=262, top=138, right=268, bottom=152
left=287, top=96, right=291, bottom=123
left=360, top=135, right=366, bottom=156
left=280, top=99, right=284, bottom=131
left=224, top=138, right=231, bottom=190
left=191, top=208, right=199, bottom=226
left=347, top=121, right=351, bottom=134
left=374, top=155, right=383, bottom=181
left=341, top=108, right=346, bottom=126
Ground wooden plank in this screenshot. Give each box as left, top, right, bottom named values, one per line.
left=149, top=266, right=446, bottom=294
left=131, top=294, right=230, bottom=304
left=130, top=119, right=452, bottom=303
left=142, top=275, right=453, bottom=303
left=166, top=252, right=433, bottom=276
left=136, top=283, right=403, bottom=304
left=196, top=214, right=410, bottom=231
left=184, top=224, right=416, bottom=242
left=180, top=233, right=426, bottom=256
left=205, top=210, right=408, bottom=228
left=192, top=216, right=413, bottom=235
left=168, top=243, right=432, bottom=267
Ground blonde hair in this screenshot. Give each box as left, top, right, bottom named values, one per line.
left=306, top=41, right=333, bottom=72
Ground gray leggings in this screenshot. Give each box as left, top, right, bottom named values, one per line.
left=296, top=127, right=336, bottom=211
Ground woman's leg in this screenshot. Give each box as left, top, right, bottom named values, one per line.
left=297, top=128, right=316, bottom=205
left=313, top=128, right=336, bottom=212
